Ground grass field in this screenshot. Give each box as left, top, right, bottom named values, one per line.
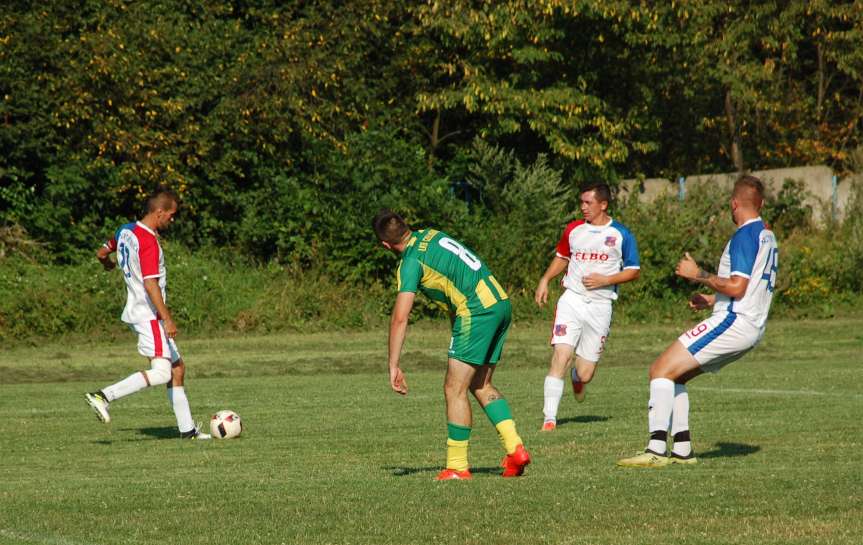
left=1, top=317, right=861, bottom=545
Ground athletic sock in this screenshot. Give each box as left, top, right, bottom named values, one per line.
left=671, top=383, right=692, bottom=457
left=647, top=378, right=675, bottom=455
left=483, top=399, right=523, bottom=454
left=446, top=423, right=471, bottom=471
left=543, top=376, right=565, bottom=422
left=102, top=371, right=148, bottom=402
left=167, top=386, right=195, bottom=434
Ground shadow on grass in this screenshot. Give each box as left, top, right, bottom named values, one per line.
left=122, top=426, right=179, bottom=440
left=383, top=466, right=500, bottom=477
left=699, top=442, right=760, bottom=459
left=557, top=415, right=611, bottom=426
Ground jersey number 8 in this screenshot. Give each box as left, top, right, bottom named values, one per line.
left=439, top=237, right=482, bottom=271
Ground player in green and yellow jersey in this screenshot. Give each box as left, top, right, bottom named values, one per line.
left=373, top=209, right=531, bottom=480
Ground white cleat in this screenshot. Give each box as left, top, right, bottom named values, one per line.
left=181, top=422, right=211, bottom=440
left=85, top=392, right=111, bottom=423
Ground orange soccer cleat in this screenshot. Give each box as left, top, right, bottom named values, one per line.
left=540, top=420, right=556, bottom=432
left=436, top=468, right=473, bottom=481
left=501, top=444, right=531, bottom=477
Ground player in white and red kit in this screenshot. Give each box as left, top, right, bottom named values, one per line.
left=535, top=183, right=641, bottom=430
left=618, top=175, right=778, bottom=467
left=84, top=188, right=210, bottom=439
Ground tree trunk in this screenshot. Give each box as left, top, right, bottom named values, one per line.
left=816, top=42, right=826, bottom=122
left=427, top=109, right=440, bottom=171
left=725, top=89, right=744, bottom=172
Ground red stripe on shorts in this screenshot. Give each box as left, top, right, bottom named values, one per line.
left=150, top=319, right=163, bottom=358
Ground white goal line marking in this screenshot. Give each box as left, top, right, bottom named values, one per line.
left=697, top=386, right=863, bottom=399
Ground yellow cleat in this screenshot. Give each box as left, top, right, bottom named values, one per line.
left=670, top=453, right=698, bottom=465
left=616, top=450, right=670, bottom=468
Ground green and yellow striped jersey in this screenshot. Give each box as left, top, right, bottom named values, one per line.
left=397, top=229, right=508, bottom=316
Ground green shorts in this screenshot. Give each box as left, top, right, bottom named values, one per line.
left=448, top=300, right=512, bottom=366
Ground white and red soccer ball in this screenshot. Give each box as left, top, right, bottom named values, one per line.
left=210, top=410, right=243, bottom=439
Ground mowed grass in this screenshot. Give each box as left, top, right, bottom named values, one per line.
left=1, top=317, right=861, bottom=545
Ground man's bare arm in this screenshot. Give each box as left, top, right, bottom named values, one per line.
left=97, top=245, right=116, bottom=271
left=676, top=253, right=748, bottom=299
left=143, top=278, right=177, bottom=337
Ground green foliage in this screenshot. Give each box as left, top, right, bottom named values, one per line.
left=452, top=139, right=572, bottom=293
left=762, top=179, right=813, bottom=238
left=2, top=0, right=863, bottom=340
left=615, top=184, right=734, bottom=318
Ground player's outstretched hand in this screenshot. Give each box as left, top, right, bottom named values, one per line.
left=675, top=252, right=700, bottom=281
left=534, top=281, right=549, bottom=306
left=163, top=317, right=178, bottom=338
left=689, top=292, right=715, bottom=310
left=389, top=366, right=408, bottom=396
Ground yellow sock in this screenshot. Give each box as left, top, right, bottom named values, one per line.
left=446, top=439, right=469, bottom=471
left=495, top=419, right=522, bottom=455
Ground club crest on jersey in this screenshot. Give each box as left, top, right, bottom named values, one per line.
left=554, top=324, right=567, bottom=336
left=604, top=236, right=617, bottom=247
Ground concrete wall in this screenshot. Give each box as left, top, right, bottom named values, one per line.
left=619, top=166, right=860, bottom=223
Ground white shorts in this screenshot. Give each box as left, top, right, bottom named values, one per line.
left=127, top=320, right=181, bottom=362
left=677, top=312, right=762, bottom=373
left=550, top=289, right=612, bottom=363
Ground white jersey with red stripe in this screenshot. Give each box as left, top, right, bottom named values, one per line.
left=712, top=217, right=778, bottom=330
left=555, top=218, right=640, bottom=302
left=104, top=221, right=167, bottom=324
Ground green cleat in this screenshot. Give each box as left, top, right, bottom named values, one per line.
left=616, top=450, right=670, bottom=468
left=670, top=452, right=698, bottom=465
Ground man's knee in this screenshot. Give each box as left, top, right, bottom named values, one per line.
left=548, top=345, right=573, bottom=377
left=146, top=358, right=172, bottom=386
left=572, top=356, right=596, bottom=382
left=444, top=379, right=468, bottom=401
left=649, top=342, right=698, bottom=381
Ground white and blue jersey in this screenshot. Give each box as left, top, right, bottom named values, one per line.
left=679, top=217, right=778, bottom=371
left=713, top=217, right=778, bottom=330
left=550, top=217, right=640, bottom=362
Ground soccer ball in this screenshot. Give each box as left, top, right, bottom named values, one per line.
left=210, top=410, right=243, bottom=439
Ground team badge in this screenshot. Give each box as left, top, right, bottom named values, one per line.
left=605, top=236, right=617, bottom=247
left=554, top=324, right=567, bottom=336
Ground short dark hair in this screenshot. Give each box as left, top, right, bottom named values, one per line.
left=732, top=175, right=765, bottom=208
left=372, top=208, right=410, bottom=245
left=579, top=182, right=612, bottom=204
left=145, top=187, right=180, bottom=214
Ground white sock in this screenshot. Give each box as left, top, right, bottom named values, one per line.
left=647, top=378, right=675, bottom=454
left=102, top=372, right=148, bottom=402
left=543, top=376, right=565, bottom=422
left=671, top=384, right=692, bottom=457
left=167, top=386, right=195, bottom=434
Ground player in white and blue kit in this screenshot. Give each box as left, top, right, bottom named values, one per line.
left=618, top=175, right=778, bottom=467
left=535, top=182, right=640, bottom=431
